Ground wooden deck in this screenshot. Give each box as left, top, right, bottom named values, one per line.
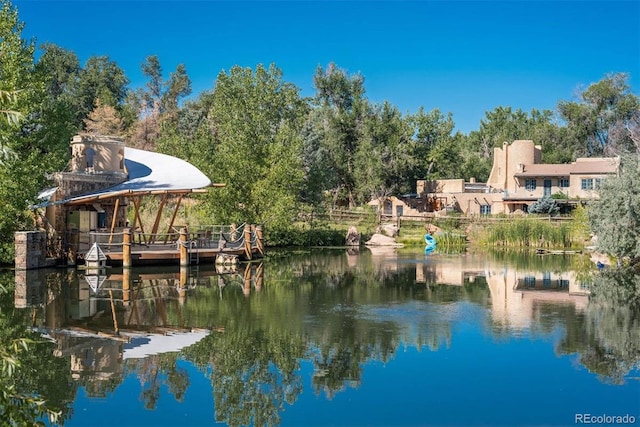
left=75, top=224, right=264, bottom=266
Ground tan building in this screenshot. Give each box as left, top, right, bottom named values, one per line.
left=403, top=139, right=619, bottom=216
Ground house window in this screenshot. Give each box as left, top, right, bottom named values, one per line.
left=581, top=178, right=594, bottom=190
left=525, top=179, right=537, bottom=191
left=595, top=178, right=603, bottom=189
left=558, top=178, right=569, bottom=188
left=480, top=205, right=491, bottom=215
left=524, top=276, right=536, bottom=289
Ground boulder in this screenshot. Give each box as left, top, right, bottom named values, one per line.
left=345, top=226, right=361, bottom=246
left=365, top=233, right=404, bottom=247
left=381, top=223, right=399, bottom=237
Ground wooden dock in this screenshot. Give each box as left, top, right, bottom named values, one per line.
left=75, top=224, right=264, bottom=266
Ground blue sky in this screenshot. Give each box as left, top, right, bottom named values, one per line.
left=13, top=0, right=640, bottom=134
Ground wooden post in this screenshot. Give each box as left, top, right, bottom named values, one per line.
left=123, top=228, right=132, bottom=269
left=255, top=262, right=263, bottom=292
left=244, top=225, right=252, bottom=260
left=178, top=266, right=188, bottom=305
left=256, top=225, right=264, bottom=255
left=109, top=290, right=119, bottom=335
left=122, top=267, right=131, bottom=306
left=179, top=227, right=189, bottom=266
left=242, top=264, right=252, bottom=296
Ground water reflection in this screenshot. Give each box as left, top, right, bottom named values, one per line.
left=5, top=249, right=640, bottom=426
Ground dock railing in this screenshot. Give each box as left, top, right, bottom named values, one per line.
left=69, top=223, right=263, bottom=263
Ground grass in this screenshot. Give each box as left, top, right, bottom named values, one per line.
left=471, top=216, right=579, bottom=249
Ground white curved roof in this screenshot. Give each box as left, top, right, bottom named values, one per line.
left=34, top=147, right=212, bottom=208
left=113, top=147, right=211, bottom=193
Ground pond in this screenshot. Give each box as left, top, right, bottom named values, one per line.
left=3, top=248, right=639, bottom=426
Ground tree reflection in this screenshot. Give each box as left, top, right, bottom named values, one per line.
left=183, top=329, right=306, bottom=427
left=0, top=273, right=77, bottom=425
left=584, top=268, right=640, bottom=383
left=5, top=249, right=640, bottom=426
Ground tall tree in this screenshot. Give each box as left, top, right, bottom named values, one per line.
left=355, top=101, right=413, bottom=203
left=313, top=63, right=369, bottom=207
left=589, top=155, right=640, bottom=264
left=129, top=55, right=191, bottom=149
left=205, top=64, right=308, bottom=230
left=558, top=73, right=640, bottom=157
left=83, top=97, right=124, bottom=135
left=409, top=107, right=460, bottom=181
left=0, top=0, right=43, bottom=263
left=76, top=55, right=129, bottom=121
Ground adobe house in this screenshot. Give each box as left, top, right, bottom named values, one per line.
left=369, top=139, right=620, bottom=218
left=415, top=140, right=619, bottom=215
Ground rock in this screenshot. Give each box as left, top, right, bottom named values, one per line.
left=364, top=233, right=404, bottom=247
left=345, top=226, right=360, bottom=246
left=381, top=223, right=399, bottom=237
left=424, top=223, right=442, bottom=234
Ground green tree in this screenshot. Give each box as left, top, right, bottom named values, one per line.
left=204, top=64, right=309, bottom=230
left=589, top=155, right=640, bottom=263
left=0, top=0, right=44, bottom=263
left=558, top=73, right=640, bottom=157
left=462, top=107, right=569, bottom=182
left=128, top=55, right=191, bottom=149
left=313, top=63, right=369, bottom=207
left=355, top=101, right=414, bottom=203
left=409, top=107, right=462, bottom=181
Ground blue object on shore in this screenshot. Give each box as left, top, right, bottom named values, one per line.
left=424, top=233, right=437, bottom=250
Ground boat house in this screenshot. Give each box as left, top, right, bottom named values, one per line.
left=19, top=134, right=263, bottom=269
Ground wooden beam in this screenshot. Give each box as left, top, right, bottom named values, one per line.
left=164, top=194, right=184, bottom=244
left=131, top=196, right=146, bottom=245
left=109, top=198, right=120, bottom=244
left=149, top=193, right=168, bottom=244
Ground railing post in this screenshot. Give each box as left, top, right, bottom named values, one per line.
left=244, top=225, right=252, bottom=260
left=122, top=267, right=131, bottom=306
left=256, top=225, right=264, bottom=255
left=123, top=228, right=132, bottom=269
left=179, top=265, right=188, bottom=305
left=180, top=227, right=189, bottom=266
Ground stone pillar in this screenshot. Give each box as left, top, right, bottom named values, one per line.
left=14, top=231, right=46, bottom=270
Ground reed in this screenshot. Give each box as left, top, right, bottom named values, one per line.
left=475, top=217, right=577, bottom=248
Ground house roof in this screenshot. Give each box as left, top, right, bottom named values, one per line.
left=33, top=147, right=217, bottom=208
left=514, top=157, right=619, bottom=178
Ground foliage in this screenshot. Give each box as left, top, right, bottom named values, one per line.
left=561, top=267, right=640, bottom=384
left=355, top=101, right=414, bottom=202
left=528, top=195, right=560, bottom=215
left=463, top=107, right=570, bottom=181
left=312, top=63, right=369, bottom=207
left=203, top=64, right=309, bottom=231
left=589, top=155, right=640, bottom=262
left=127, top=55, right=192, bottom=150
left=569, top=203, right=591, bottom=244
left=0, top=274, right=74, bottom=426
left=558, top=72, right=640, bottom=157
left=82, top=97, right=124, bottom=135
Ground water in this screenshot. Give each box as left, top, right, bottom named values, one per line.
left=3, top=248, right=639, bottom=427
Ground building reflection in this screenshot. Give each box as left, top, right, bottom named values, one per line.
left=13, top=263, right=264, bottom=395
left=413, top=252, right=590, bottom=329
left=12, top=251, right=595, bottom=402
